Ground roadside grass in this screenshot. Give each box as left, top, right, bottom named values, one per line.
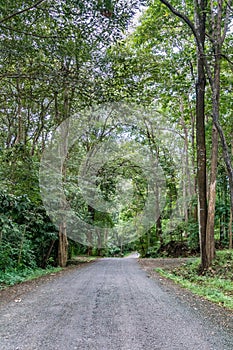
left=0, top=266, right=63, bottom=290
left=0, top=256, right=98, bottom=290
left=155, top=250, right=233, bottom=310
left=67, top=255, right=98, bottom=264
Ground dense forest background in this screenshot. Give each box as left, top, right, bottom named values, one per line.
left=0, top=0, right=233, bottom=279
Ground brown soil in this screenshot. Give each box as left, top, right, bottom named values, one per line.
left=138, top=257, right=194, bottom=270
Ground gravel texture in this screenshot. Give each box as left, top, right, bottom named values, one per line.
left=0, top=257, right=233, bottom=350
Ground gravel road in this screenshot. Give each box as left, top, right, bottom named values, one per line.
left=0, top=257, right=232, bottom=350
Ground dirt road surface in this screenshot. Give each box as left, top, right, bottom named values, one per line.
left=0, top=257, right=232, bottom=350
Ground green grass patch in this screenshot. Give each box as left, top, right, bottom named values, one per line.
left=67, top=255, right=98, bottom=265
left=75, top=256, right=98, bottom=262
left=0, top=266, right=63, bottom=290
left=155, top=250, right=233, bottom=310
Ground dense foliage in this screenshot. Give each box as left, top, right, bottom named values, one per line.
left=0, top=0, right=232, bottom=280
left=0, top=191, right=58, bottom=271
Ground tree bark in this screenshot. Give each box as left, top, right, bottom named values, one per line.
left=214, top=120, right=233, bottom=223
left=229, top=137, right=233, bottom=249
left=195, top=0, right=208, bottom=271
left=205, top=0, right=222, bottom=263
left=156, top=215, right=163, bottom=245
left=229, top=211, right=233, bottom=250
left=15, top=80, right=24, bottom=145
left=57, top=112, right=70, bottom=267
left=58, top=221, right=68, bottom=267
left=87, top=205, right=95, bottom=256
left=42, top=239, right=56, bottom=268
left=209, top=0, right=233, bottom=252
left=206, top=124, right=218, bottom=263
left=180, top=101, right=191, bottom=232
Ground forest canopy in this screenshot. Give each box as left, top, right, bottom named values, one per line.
left=0, top=0, right=232, bottom=274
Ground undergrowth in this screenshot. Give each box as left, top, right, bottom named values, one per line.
left=156, top=250, right=233, bottom=310
left=0, top=266, right=62, bottom=290
left=0, top=255, right=97, bottom=289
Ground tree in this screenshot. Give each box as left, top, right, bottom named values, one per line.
left=106, top=0, right=233, bottom=264
left=0, top=0, right=144, bottom=266
left=157, top=0, right=233, bottom=269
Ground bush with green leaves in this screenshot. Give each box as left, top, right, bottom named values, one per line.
left=0, top=191, right=58, bottom=271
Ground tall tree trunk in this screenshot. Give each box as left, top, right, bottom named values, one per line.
left=214, top=121, right=233, bottom=229
left=229, top=211, right=232, bottom=249
left=205, top=2, right=222, bottom=263
left=195, top=0, right=208, bottom=271
left=159, top=0, right=209, bottom=270
left=87, top=205, right=94, bottom=256
left=206, top=0, right=233, bottom=261
left=58, top=221, right=68, bottom=267
left=229, top=138, right=233, bottom=249
left=156, top=215, right=163, bottom=245
left=57, top=106, right=70, bottom=267
left=206, top=125, right=218, bottom=263
left=180, top=100, right=192, bottom=234
left=189, top=97, right=198, bottom=221
left=15, top=80, right=24, bottom=145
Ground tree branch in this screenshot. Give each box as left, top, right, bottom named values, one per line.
left=159, top=0, right=214, bottom=89
left=221, top=0, right=233, bottom=45
left=0, top=0, right=46, bottom=24
left=0, top=23, right=57, bottom=39
left=221, top=53, right=233, bottom=66
left=226, top=0, right=233, bottom=12
left=159, top=0, right=199, bottom=45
